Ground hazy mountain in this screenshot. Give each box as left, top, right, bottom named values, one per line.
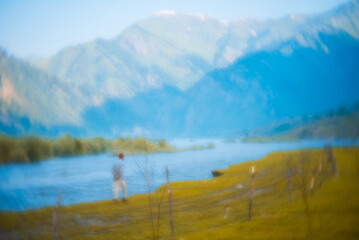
left=34, top=13, right=227, bottom=104
left=0, top=50, right=87, bottom=127
left=215, top=0, right=359, bottom=65
left=33, top=1, right=359, bottom=103
left=1, top=1, right=359, bottom=138
left=80, top=31, right=359, bottom=138
left=186, top=33, right=359, bottom=136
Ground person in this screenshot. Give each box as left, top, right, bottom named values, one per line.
left=111, top=153, right=127, bottom=201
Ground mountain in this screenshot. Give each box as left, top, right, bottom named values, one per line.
left=80, top=31, right=359, bottom=138
left=34, top=13, right=228, bottom=104
left=1, top=1, right=359, bottom=138
left=32, top=1, right=359, bottom=104
left=0, top=50, right=87, bottom=126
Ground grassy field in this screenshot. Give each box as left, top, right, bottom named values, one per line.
left=0, top=147, right=358, bottom=239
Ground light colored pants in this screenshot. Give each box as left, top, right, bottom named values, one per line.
left=113, top=179, right=127, bottom=199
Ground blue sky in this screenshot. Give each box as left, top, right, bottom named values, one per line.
left=0, top=0, right=350, bottom=58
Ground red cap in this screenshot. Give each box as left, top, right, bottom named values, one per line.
left=118, top=153, right=124, bottom=159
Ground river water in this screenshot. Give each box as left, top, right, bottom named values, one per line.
left=0, top=139, right=349, bottom=211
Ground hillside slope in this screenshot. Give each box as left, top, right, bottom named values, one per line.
left=243, top=105, right=359, bottom=141
left=0, top=51, right=85, bottom=127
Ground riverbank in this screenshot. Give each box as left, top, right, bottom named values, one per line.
left=1, top=147, right=358, bottom=239
left=0, top=135, right=175, bottom=164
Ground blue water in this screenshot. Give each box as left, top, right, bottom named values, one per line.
left=0, top=139, right=351, bottom=211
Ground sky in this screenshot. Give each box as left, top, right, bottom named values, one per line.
left=0, top=0, right=350, bottom=58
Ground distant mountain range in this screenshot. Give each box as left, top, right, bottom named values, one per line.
left=242, top=104, right=359, bottom=141
left=1, top=0, right=359, bottom=138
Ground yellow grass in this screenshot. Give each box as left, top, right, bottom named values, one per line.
left=1, top=147, right=358, bottom=239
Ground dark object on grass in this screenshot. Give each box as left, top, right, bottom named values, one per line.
left=212, top=170, right=224, bottom=177
left=325, top=144, right=338, bottom=177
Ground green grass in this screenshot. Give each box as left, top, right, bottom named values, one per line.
left=0, top=135, right=175, bottom=164
left=111, top=137, right=175, bottom=155
left=1, top=147, right=358, bottom=239
left=0, top=135, right=110, bottom=164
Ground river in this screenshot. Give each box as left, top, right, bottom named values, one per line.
left=0, top=139, right=350, bottom=211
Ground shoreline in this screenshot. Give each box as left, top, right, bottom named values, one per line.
left=1, top=147, right=359, bottom=239
left=0, top=135, right=176, bottom=165
left=1, top=144, right=357, bottom=212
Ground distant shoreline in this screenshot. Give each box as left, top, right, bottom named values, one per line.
left=241, top=136, right=359, bottom=145
left=0, top=135, right=176, bottom=165
left=0, top=135, right=220, bottom=165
